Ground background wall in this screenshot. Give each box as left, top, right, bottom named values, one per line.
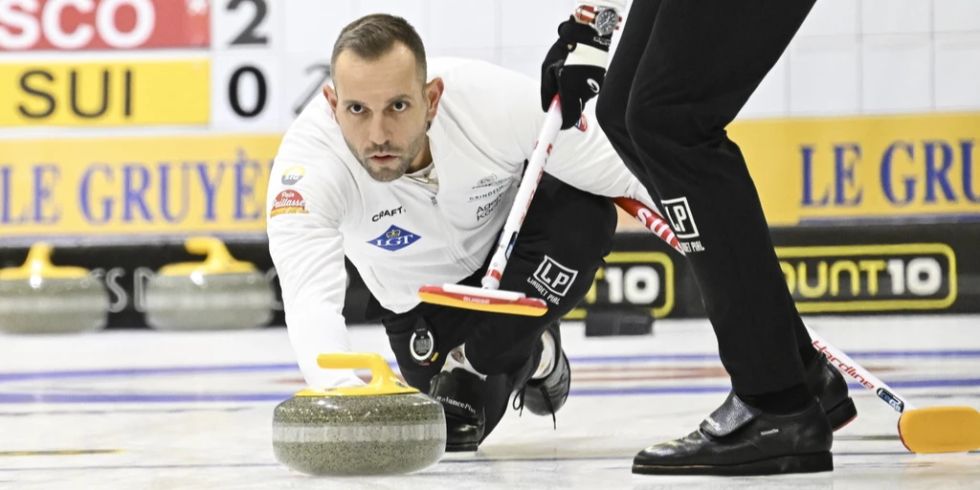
left=1, top=0, right=977, bottom=324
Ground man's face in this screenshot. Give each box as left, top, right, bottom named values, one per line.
left=325, top=44, right=441, bottom=182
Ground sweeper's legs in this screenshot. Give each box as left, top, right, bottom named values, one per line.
left=383, top=174, right=616, bottom=448
left=593, top=0, right=837, bottom=475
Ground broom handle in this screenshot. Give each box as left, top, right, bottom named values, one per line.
left=616, top=198, right=914, bottom=414
left=481, top=96, right=563, bottom=290
left=805, top=326, right=913, bottom=413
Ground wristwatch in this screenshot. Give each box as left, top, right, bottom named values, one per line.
left=575, top=5, right=620, bottom=37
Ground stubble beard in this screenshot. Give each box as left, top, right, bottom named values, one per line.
left=348, top=130, right=428, bottom=183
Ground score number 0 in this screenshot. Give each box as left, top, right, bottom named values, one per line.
left=222, top=0, right=329, bottom=120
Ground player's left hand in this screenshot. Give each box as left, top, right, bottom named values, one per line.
left=540, top=17, right=613, bottom=130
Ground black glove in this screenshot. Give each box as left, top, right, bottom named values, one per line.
left=541, top=17, right=613, bottom=129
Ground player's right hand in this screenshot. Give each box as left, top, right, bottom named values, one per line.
left=540, top=16, right=613, bottom=130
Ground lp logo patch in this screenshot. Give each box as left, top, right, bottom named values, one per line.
left=661, top=197, right=700, bottom=239
left=529, top=255, right=578, bottom=304
left=661, top=196, right=706, bottom=252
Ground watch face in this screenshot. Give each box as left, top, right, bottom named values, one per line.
left=593, top=9, right=618, bottom=37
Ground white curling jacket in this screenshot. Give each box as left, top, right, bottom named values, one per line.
left=268, top=58, right=653, bottom=389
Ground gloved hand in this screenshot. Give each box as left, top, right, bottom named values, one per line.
left=541, top=16, right=614, bottom=129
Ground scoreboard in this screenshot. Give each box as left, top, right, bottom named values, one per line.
left=0, top=0, right=371, bottom=240
left=0, top=0, right=356, bottom=132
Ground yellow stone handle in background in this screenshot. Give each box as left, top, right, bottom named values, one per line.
left=158, top=236, right=256, bottom=276
left=295, top=353, right=417, bottom=397
left=0, top=243, right=89, bottom=280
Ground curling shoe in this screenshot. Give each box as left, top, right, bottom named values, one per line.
left=429, top=368, right=485, bottom=452
left=520, top=323, right=570, bottom=418
left=632, top=392, right=833, bottom=476
left=806, top=353, right=858, bottom=430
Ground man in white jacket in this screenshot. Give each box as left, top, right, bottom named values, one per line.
left=267, top=13, right=653, bottom=451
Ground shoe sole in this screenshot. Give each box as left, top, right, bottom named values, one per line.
left=827, top=397, right=858, bottom=431
left=446, top=442, right=478, bottom=452
left=632, top=451, right=832, bottom=476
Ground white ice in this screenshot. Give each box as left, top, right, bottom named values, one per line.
left=1, top=315, right=978, bottom=489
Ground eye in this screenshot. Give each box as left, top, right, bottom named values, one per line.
left=348, top=104, right=365, bottom=115
left=391, top=101, right=409, bottom=112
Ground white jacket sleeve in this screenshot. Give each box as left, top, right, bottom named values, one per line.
left=267, top=132, right=363, bottom=390
left=487, top=61, right=659, bottom=212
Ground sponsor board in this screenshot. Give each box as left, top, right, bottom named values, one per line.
left=573, top=224, right=978, bottom=319
left=776, top=243, right=956, bottom=313
left=0, top=134, right=279, bottom=237
left=0, top=59, right=210, bottom=126
left=0, top=0, right=210, bottom=51
left=565, top=251, right=676, bottom=320
left=1, top=224, right=977, bottom=329
left=728, top=112, right=980, bottom=226
left=615, top=113, right=980, bottom=230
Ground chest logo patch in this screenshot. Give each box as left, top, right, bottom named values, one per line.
left=367, top=225, right=421, bottom=251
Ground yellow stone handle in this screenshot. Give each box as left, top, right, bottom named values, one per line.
left=185, top=237, right=234, bottom=263
left=158, top=236, right=255, bottom=276
left=295, top=353, right=418, bottom=397
left=0, top=242, right=89, bottom=280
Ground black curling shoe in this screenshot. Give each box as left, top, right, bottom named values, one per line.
left=806, top=354, right=858, bottom=430
left=520, top=323, right=570, bottom=418
left=632, top=392, right=833, bottom=476
left=429, top=368, right=485, bottom=452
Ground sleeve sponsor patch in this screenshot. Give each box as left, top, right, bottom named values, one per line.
left=270, top=189, right=308, bottom=217
left=281, top=166, right=305, bottom=185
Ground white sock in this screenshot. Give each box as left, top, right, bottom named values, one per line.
left=531, top=330, right=556, bottom=380
left=442, top=344, right=487, bottom=380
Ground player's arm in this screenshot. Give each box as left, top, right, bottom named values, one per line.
left=493, top=61, right=658, bottom=213
left=267, top=154, right=362, bottom=390
left=549, top=109, right=659, bottom=212
left=541, top=1, right=626, bottom=129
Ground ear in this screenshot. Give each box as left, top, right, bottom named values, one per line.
left=322, top=84, right=338, bottom=112
left=424, top=77, right=444, bottom=122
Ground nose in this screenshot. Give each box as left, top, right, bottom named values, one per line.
left=367, top=114, right=389, bottom=146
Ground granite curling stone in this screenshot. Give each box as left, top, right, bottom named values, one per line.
left=0, top=243, right=109, bottom=335
left=273, top=353, right=447, bottom=476
left=144, top=237, right=274, bottom=331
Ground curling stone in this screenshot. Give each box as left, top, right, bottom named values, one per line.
left=273, top=353, right=447, bottom=476
left=144, top=237, right=274, bottom=331
left=0, top=243, right=109, bottom=334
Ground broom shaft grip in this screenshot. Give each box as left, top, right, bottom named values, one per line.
left=482, top=96, right=563, bottom=290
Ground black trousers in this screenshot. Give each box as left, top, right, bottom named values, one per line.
left=379, top=174, right=616, bottom=438
left=594, top=0, right=817, bottom=395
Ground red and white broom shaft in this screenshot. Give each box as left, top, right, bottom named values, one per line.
left=482, top=96, right=564, bottom=290
left=613, top=197, right=682, bottom=252
left=616, top=197, right=911, bottom=414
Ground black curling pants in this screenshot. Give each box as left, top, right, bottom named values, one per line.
left=379, top=174, right=617, bottom=440
left=593, top=0, right=818, bottom=396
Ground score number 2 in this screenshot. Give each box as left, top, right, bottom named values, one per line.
left=227, top=0, right=269, bottom=46
left=226, top=0, right=269, bottom=118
